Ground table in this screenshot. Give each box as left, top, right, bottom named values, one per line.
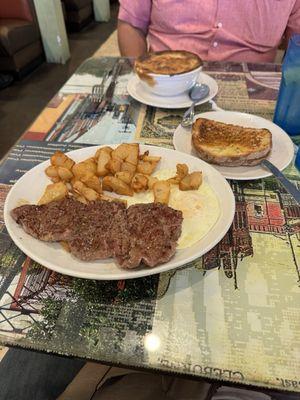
left=0, top=57, right=299, bottom=393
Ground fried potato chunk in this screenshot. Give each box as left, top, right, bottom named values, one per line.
left=73, top=180, right=100, bottom=201
left=97, top=149, right=112, bottom=177
left=112, top=143, right=139, bottom=166
left=38, top=182, right=68, bottom=205
left=102, top=176, right=133, bottom=196
left=148, top=176, right=159, bottom=189
left=131, top=173, right=148, bottom=193
left=179, top=171, right=202, bottom=191
left=81, top=174, right=102, bottom=194
left=168, top=163, right=189, bottom=184
left=121, top=161, right=137, bottom=174
left=94, top=146, right=113, bottom=160
left=153, top=181, right=170, bottom=205
left=51, top=151, right=74, bottom=170
left=115, top=171, right=134, bottom=185
left=72, top=161, right=96, bottom=180
left=57, top=166, right=73, bottom=182
left=137, top=161, right=156, bottom=175
left=106, top=157, right=122, bottom=174
left=45, top=165, right=59, bottom=179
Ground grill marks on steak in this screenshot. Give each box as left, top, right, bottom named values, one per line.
left=11, top=198, right=183, bottom=269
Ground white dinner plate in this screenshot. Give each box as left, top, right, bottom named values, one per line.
left=127, top=73, right=218, bottom=109
left=173, top=111, right=295, bottom=180
left=4, top=145, right=235, bottom=281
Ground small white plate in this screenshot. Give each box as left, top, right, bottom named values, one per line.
left=4, top=145, right=235, bottom=281
left=127, top=73, right=218, bottom=109
left=173, top=111, right=295, bottom=180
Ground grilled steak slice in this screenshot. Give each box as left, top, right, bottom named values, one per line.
left=68, top=201, right=129, bottom=261
left=11, top=197, right=86, bottom=241
left=116, top=203, right=183, bottom=269
left=11, top=198, right=183, bottom=268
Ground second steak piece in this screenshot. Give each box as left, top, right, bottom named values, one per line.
left=116, top=203, right=183, bottom=269
left=68, top=200, right=129, bottom=261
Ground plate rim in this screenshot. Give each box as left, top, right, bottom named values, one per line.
left=127, top=73, right=218, bottom=109
left=173, top=110, right=295, bottom=181
left=4, top=144, right=235, bottom=280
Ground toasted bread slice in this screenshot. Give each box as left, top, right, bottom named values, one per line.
left=192, top=118, right=272, bottom=166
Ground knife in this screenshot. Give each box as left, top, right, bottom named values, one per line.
left=260, top=159, right=300, bottom=204
left=100, top=60, right=124, bottom=109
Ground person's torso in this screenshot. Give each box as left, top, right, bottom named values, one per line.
left=148, top=0, right=296, bottom=62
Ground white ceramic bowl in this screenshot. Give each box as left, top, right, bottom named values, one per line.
left=138, top=65, right=202, bottom=97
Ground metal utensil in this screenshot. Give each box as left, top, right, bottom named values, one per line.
left=101, top=59, right=125, bottom=108
left=260, top=159, right=300, bottom=204
left=181, top=83, right=210, bottom=127
left=91, top=69, right=111, bottom=102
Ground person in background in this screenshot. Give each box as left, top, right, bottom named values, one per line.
left=118, top=0, right=300, bottom=62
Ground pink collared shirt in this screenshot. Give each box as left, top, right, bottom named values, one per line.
left=118, top=0, right=300, bottom=62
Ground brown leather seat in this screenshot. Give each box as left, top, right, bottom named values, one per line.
left=62, top=0, right=93, bottom=31
left=0, top=0, right=43, bottom=77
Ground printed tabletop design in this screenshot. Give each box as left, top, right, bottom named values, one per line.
left=0, top=58, right=299, bottom=392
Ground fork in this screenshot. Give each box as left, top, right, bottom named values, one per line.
left=85, top=69, right=112, bottom=113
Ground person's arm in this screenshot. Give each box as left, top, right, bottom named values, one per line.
left=118, top=20, right=147, bottom=58
left=118, top=1, right=152, bottom=58
left=286, top=0, right=300, bottom=39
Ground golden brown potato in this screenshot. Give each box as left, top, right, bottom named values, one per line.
left=106, top=157, right=122, bottom=174
left=45, top=165, right=59, bottom=179
left=148, top=176, right=159, bottom=189
left=72, top=160, right=96, bottom=181
left=81, top=174, right=102, bottom=194
left=51, top=151, right=74, bottom=170
left=121, top=161, right=137, bottom=174
left=83, top=159, right=97, bottom=175
left=73, top=180, right=99, bottom=201
left=168, top=163, right=189, bottom=184
left=176, top=163, right=189, bottom=179
left=125, top=143, right=139, bottom=165
left=115, top=171, right=134, bottom=184
left=137, top=161, right=157, bottom=175
left=112, top=143, right=139, bottom=166
left=94, top=146, right=113, bottom=160
left=102, top=176, right=133, bottom=196
left=102, top=176, right=113, bottom=192
left=131, top=173, right=148, bottom=193
left=97, top=149, right=112, bottom=177
left=38, top=182, right=68, bottom=205
left=139, top=150, right=149, bottom=160
left=179, top=171, right=202, bottom=191
left=51, top=176, right=61, bottom=183
left=57, top=166, right=73, bottom=182
left=143, top=155, right=161, bottom=164
left=153, top=181, right=170, bottom=205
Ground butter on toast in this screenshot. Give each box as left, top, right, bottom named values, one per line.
left=192, top=118, right=272, bottom=166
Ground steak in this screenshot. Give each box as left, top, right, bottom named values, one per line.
left=11, top=198, right=183, bottom=269
left=68, top=200, right=129, bottom=261
left=116, top=203, right=183, bottom=269
left=11, top=197, right=86, bottom=241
